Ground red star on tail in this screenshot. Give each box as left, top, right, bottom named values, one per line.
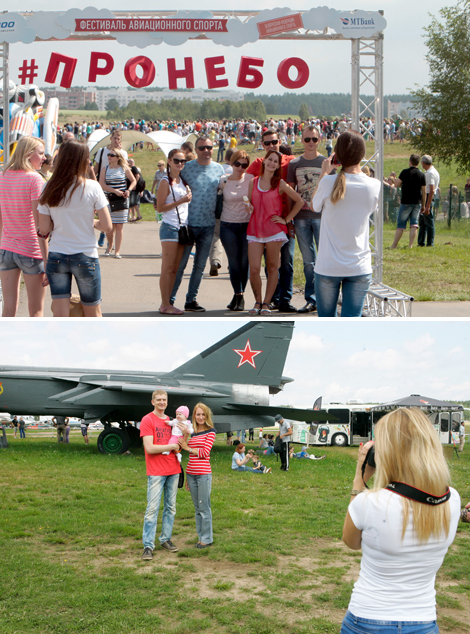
left=233, top=340, right=262, bottom=368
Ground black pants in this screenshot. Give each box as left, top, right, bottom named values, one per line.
left=280, top=442, right=290, bottom=470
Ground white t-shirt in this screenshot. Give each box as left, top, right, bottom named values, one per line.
left=424, top=165, right=440, bottom=195
left=312, top=173, right=381, bottom=277
left=348, top=487, right=460, bottom=621
left=38, top=180, right=109, bottom=258
left=161, top=177, right=189, bottom=229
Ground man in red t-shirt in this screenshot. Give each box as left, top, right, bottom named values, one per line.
left=140, top=389, right=181, bottom=560
left=246, top=128, right=297, bottom=313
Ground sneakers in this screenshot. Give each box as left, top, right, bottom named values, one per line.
left=298, top=302, right=317, bottom=313
left=161, top=540, right=179, bottom=552
left=210, top=262, right=221, bottom=276
left=142, top=547, right=153, bottom=560
left=264, top=467, right=272, bottom=474
left=184, top=301, right=206, bottom=312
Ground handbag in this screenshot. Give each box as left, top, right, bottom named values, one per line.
left=169, top=182, right=195, bottom=246
left=178, top=464, right=185, bottom=488
left=108, top=197, right=129, bottom=212
left=215, top=176, right=228, bottom=220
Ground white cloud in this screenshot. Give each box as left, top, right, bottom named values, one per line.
left=290, top=332, right=327, bottom=353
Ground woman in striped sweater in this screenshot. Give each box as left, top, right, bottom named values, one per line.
left=178, top=402, right=216, bottom=549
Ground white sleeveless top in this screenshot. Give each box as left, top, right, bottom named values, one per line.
left=161, top=176, right=188, bottom=228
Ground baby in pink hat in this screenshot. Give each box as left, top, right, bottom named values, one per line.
left=162, top=405, right=194, bottom=462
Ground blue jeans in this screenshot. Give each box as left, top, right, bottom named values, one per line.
left=142, top=474, right=179, bottom=549
left=217, top=147, right=225, bottom=162
left=294, top=217, right=321, bottom=304
left=397, top=204, right=420, bottom=229
left=187, top=473, right=213, bottom=544
left=341, top=611, right=439, bottom=634
left=264, top=446, right=275, bottom=455
left=232, top=466, right=264, bottom=473
left=171, top=225, right=214, bottom=304
left=240, top=429, right=246, bottom=443
left=315, top=272, right=372, bottom=317
left=220, top=221, right=249, bottom=294
left=418, top=205, right=435, bottom=246
left=19, top=428, right=25, bottom=438
left=46, top=252, right=101, bottom=306
left=271, top=234, right=295, bottom=303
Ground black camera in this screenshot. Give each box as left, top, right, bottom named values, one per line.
left=361, top=443, right=376, bottom=479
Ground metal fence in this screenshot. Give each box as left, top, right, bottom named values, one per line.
left=383, top=184, right=470, bottom=227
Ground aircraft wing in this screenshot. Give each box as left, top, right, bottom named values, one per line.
left=223, top=403, right=336, bottom=422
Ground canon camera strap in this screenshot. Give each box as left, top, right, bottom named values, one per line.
left=386, top=482, right=451, bottom=506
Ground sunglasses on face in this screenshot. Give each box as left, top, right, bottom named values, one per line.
left=196, top=145, right=213, bottom=151
left=172, top=158, right=186, bottom=165
left=263, top=139, right=279, bottom=146
left=303, top=137, right=319, bottom=143
left=108, top=153, right=117, bottom=158
left=233, top=161, right=248, bottom=169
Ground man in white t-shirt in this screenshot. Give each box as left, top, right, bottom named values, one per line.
left=418, top=155, right=440, bottom=247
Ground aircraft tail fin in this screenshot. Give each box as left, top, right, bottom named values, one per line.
left=167, top=321, right=294, bottom=388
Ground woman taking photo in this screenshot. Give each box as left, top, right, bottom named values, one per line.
left=99, top=148, right=135, bottom=258
left=219, top=150, right=254, bottom=312
left=342, top=408, right=460, bottom=634
left=38, top=140, right=112, bottom=317
left=155, top=148, right=192, bottom=315
left=0, top=136, right=48, bottom=317
left=311, top=130, right=381, bottom=317
left=178, top=403, right=216, bottom=549
left=246, top=149, right=303, bottom=315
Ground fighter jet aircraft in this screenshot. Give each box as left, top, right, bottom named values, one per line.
left=0, top=321, right=330, bottom=454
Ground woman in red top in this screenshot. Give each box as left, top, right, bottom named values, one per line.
left=178, top=402, right=216, bottom=549
left=246, top=150, right=303, bottom=315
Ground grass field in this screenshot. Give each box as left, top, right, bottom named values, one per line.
left=2, top=432, right=470, bottom=634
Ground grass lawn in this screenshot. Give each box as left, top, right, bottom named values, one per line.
left=1, top=432, right=470, bottom=634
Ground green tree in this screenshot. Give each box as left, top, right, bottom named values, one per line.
left=411, top=0, right=470, bottom=173
left=83, top=101, right=99, bottom=111
left=105, top=98, right=120, bottom=111
left=299, top=103, right=310, bottom=121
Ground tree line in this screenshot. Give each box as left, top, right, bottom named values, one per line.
left=106, top=98, right=267, bottom=122
left=244, top=92, right=414, bottom=117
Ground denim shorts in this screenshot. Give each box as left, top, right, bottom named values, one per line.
left=46, top=252, right=101, bottom=306
left=0, top=249, right=44, bottom=275
left=397, top=204, right=421, bottom=229
left=341, top=611, right=439, bottom=634
left=160, top=222, right=180, bottom=242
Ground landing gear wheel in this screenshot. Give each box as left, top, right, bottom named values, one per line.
left=126, top=425, right=142, bottom=449
left=97, top=427, right=130, bottom=454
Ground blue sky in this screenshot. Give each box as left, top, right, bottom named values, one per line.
left=9, top=1, right=450, bottom=96
left=1, top=319, right=468, bottom=408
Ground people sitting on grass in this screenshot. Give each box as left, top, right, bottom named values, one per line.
left=289, top=446, right=326, bottom=460
left=231, top=443, right=270, bottom=474
left=247, top=449, right=272, bottom=474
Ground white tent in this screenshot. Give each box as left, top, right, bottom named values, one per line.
left=87, top=129, right=197, bottom=159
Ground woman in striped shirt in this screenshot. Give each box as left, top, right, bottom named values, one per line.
left=178, top=402, right=216, bottom=549
left=0, top=137, right=48, bottom=316
left=99, top=148, right=135, bottom=258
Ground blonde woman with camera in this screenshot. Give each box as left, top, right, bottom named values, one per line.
left=341, top=408, right=460, bottom=634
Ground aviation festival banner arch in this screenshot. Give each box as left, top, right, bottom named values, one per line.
left=0, top=7, right=387, bottom=91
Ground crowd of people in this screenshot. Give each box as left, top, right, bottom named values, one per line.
left=0, top=115, right=446, bottom=318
